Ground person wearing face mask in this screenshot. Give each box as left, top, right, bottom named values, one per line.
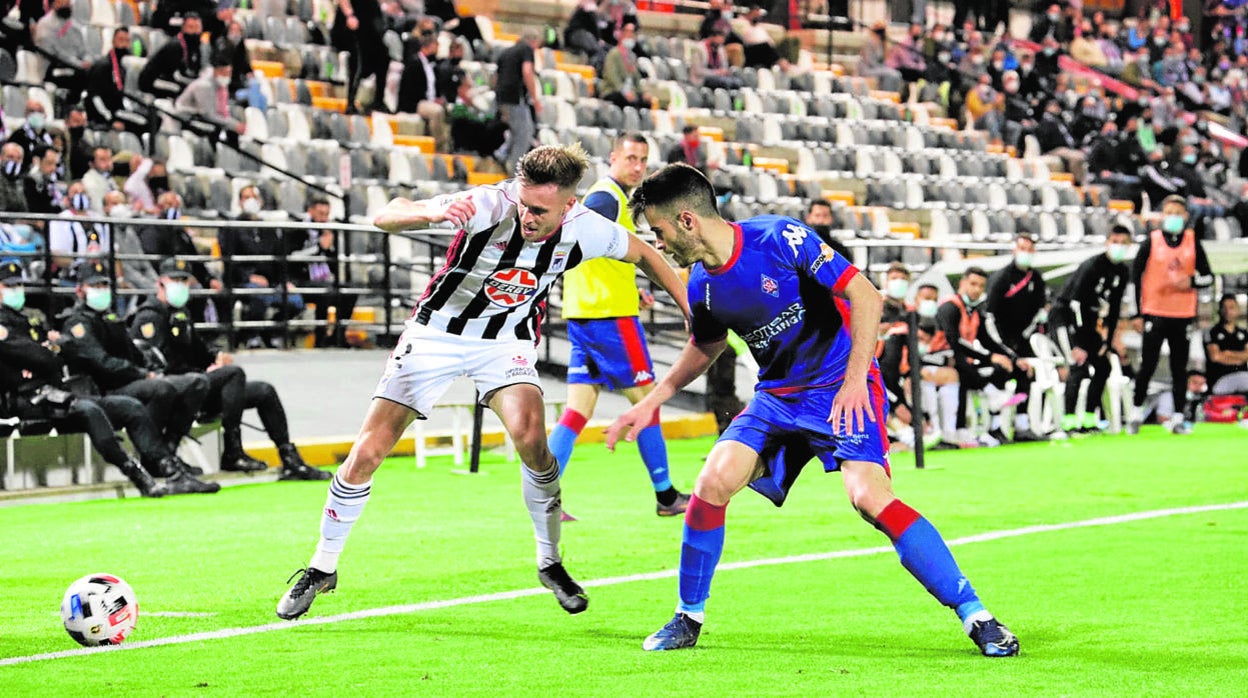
left=1051, top=225, right=1132, bottom=435
left=740, top=3, right=789, bottom=71
left=220, top=186, right=304, bottom=348
left=139, top=13, right=206, bottom=100
left=138, top=192, right=228, bottom=324
left=1128, top=195, right=1214, bottom=435
left=1034, top=99, right=1087, bottom=185
left=48, top=183, right=110, bottom=276
left=981, top=233, right=1046, bottom=442
left=690, top=26, right=743, bottom=90
left=1029, top=4, right=1068, bottom=44
left=698, top=0, right=742, bottom=46
left=935, top=267, right=1025, bottom=447
left=85, top=28, right=150, bottom=135
left=434, top=38, right=468, bottom=103
left=1168, top=143, right=1207, bottom=198
left=33, top=0, right=92, bottom=105
left=105, top=190, right=159, bottom=308
left=0, top=143, right=27, bottom=214
left=58, top=261, right=214, bottom=472
left=880, top=262, right=912, bottom=327
left=126, top=259, right=329, bottom=479
left=600, top=23, right=651, bottom=110
left=176, top=51, right=246, bottom=138
left=6, top=99, right=54, bottom=170
left=857, top=20, right=903, bottom=94
left=81, top=147, right=118, bottom=214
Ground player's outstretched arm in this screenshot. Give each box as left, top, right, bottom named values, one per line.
left=605, top=336, right=726, bottom=450
left=829, top=273, right=883, bottom=435
left=622, top=235, right=692, bottom=320
left=374, top=196, right=477, bottom=233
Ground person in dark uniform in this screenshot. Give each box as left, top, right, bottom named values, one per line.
left=138, top=192, right=227, bottom=324
left=0, top=262, right=216, bottom=495
left=981, top=233, right=1046, bottom=441
left=935, top=267, right=1025, bottom=446
left=331, top=0, right=388, bottom=114
left=1205, top=293, right=1248, bottom=397
left=129, top=259, right=330, bottom=480
left=58, top=261, right=210, bottom=457
left=1128, top=195, right=1214, bottom=435
left=1053, top=226, right=1131, bottom=434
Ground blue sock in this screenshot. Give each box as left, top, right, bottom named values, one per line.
left=678, top=495, right=726, bottom=614
left=635, top=422, right=672, bottom=492
left=548, top=409, right=587, bottom=476
left=874, top=499, right=980, bottom=611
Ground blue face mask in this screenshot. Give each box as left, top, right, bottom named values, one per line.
left=1162, top=214, right=1185, bottom=234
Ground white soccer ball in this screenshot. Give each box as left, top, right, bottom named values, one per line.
left=60, top=574, right=139, bottom=647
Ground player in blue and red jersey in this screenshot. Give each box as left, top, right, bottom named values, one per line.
left=607, top=164, right=1018, bottom=657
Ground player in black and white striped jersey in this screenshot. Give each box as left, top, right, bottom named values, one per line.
left=277, top=144, right=691, bottom=621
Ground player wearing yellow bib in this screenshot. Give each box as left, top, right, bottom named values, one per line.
left=550, top=133, right=690, bottom=517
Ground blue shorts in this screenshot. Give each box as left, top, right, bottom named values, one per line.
left=566, top=317, right=655, bottom=391
left=719, top=374, right=891, bottom=507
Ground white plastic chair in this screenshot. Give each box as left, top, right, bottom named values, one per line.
left=1028, top=333, right=1068, bottom=435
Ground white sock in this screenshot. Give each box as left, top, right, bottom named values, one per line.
left=938, top=384, right=960, bottom=439
left=962, top=609, right=994, bottom=634
left=921, top=382, right=939, bottom=426
left=522, top=462, right=562, bottom=568
left=679, top=608, right=706, bottom=624
left=990, top=412, right=1002, bottom=431
left=308, top=473, right=372, bottom=573
left=1016, top=412, right=1030, bottom=431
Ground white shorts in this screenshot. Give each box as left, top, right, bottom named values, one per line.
left=373, top=322, right=542, bottom=418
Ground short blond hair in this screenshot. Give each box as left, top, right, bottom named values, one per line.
left=517, top=143, right=591, bottom=190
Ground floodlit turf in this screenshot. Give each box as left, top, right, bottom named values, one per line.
left=1, top=425, right=1246, bottom=696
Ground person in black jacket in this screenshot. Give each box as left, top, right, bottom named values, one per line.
left=138, top=13, right=205, bottom=100
left=331, top=0, right=388, bottom=114
left=290, top=197, right=358, bottom=348
left=59, top=261, right=209, bottom=455
left=129, top=258, right=329, bottom=479
left=20, top=144, right=62, bottom=214
left=85, top=27, right=148, bottom=133
left=138, top=192, right=227, bottom=323
left=981, top=233, right=1045, bottom=441
left=219, top=185, right=304, bottom=348
left=0, top=262, right=215, bottom=495
left=1052, top=226, right=1131, bottom=434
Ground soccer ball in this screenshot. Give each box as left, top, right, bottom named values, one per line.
left=60, top=574, right=138, bottom=647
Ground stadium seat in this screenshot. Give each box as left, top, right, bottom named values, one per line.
left=1027, top=333, right=1067, bottom=435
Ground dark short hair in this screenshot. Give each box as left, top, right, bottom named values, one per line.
left=886, top=261, right=910, bottom=278
left=805, top=198, right=832, bottom=216
left=1109, top=224, right=1132, bottom=238
left=1015, top=231, right=1037, bottom=244
left=964, top=266, right=988, bottom=280
left=307, top=195, right=330, bottom=209
left=630, top=163, right=719, bottom=221
left=613, top=132, right=649, bottom=152
left=681, top=125, right=699, bottom=136
left=33, top=144, right=57, bottom=160
left=918, top=283, right=939, bottom=293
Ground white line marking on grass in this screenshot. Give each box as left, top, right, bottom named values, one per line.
left=4, top=500, right=1245, bottom=666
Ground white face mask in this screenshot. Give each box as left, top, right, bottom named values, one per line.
left=918, top=299, right=939, bottom=318
left=241, top=197, right=261, bottom=214
left=108, top=204, right=130, bottom=218
left=1015, top=251, right=1034, bottom=270
left=85, top=286, right=112, bottom=312
left=1107, top=243, right=1128, bottom=263
left=885, top=278, right=909, bottom=300
left=1, top=287, right=25, bottom=311
left=215, top=76, right=231, bottom=88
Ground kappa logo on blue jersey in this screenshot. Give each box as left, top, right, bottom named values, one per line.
left=761, top=274, right=778, bottom=296
left=781, top=223, right=808, bottom=257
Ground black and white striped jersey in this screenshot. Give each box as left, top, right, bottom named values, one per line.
left=412, top=180, right=631, bottom=341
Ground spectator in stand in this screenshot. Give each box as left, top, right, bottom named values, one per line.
left=124, top=155, right=165, bottom=215
left=1071, top=95, right=1106, bottom=145
left=150, top=0, right=229, bottom=41
left=48, top=182, right=108, bottom=276
left=291, top=197, right=358, bottom=348
left=690, top=26, right=742, bottom=90
left=599, top=0, right=639, bottom=46
left=699, top=0, right=742, bottom=47
left=966, top=73, right=1004, bottom=140
left=1029, top=4, right=1071, bottom=44
left=139, top=192, right=227, bottom=324
left=565, top=0, right=608, bottom=69
left=494, top=29, right=542, bottom=175
left=889, top=23, right=928, bottom=89
left=219, top=20, right=263, bottom=110
left=1122, top=47, right=1157, bottom=90
left=6, top=99, right=53, bottom=170
left=397, top=32, right=449, bottom=150
left=859, top=20, right=903, bottom=93
left=33, top=0, right=91, bottom=106
left=85, top=27, right=148, bottom=134
left=435, top=38, right=468, bottom=103
left=80, top=147, right=118, bottom=214
left=600, top=23, right=650, bottom=110
left=425, top=0, right=484, bottom=44
left=448, top=77, right=509, bottom=159
left=22, top=144, right=62, bottom=214
left=740, top=3, right=788, bottom=71
left=1033, top=36, right=1062, bottom=85
left=221, top=185, right=303, bottom=349
left=331, top=0, right=388, bottom=115
left=803, top=199, right=853, bottom=261
left=105, top=191, right=159, bottom=309
left=139, top=13, right=206, bottom=100
left=174, top=52, right=245, bottom=138
left=1098, top=23, right=1125, bottom=75
left=1034, top=98, right=1086, bottom=185
left=1001, top=70, right=1034, bottom=150
left=665, top=125, right=711, bottom=174
left=63, top=106, right=92, bottom=181
left=1070, top=21, right=1108, bottom=70
left=0, top=143, right=27, bottom=214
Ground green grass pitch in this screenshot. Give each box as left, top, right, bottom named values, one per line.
left=1, top=425, right=1246, bottom=696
